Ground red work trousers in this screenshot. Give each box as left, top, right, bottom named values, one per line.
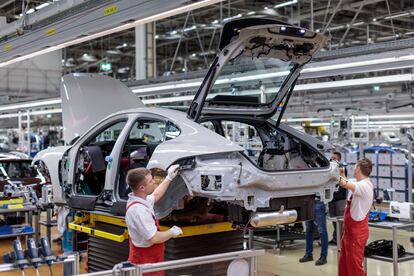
left=338, top=196, right=369, bottom=276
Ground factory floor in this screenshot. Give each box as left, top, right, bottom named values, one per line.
left=0, top=211, right=413, bottom=275
left=257, top=222, right=414, bottom=276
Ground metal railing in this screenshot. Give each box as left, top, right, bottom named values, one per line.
left=80, top=249, right=265, bottom=276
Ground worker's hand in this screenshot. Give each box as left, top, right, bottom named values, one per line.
left=169, top=225, right=183, bottom=237
left=166, top=164, right=180, bottom=181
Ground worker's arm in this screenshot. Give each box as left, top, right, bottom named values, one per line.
left=152, top=165, right=179, bottom=203
left=149, top=230, right=174, bottom=244
left=149, top=226, right=183, bottom=244
left=339, top=176, right=356, bottom=193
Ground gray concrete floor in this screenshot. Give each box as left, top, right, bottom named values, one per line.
left=256, top=223, right=414, bottom=276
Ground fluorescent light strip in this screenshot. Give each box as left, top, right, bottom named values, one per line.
left=0, top=98, right=61, bottom=112
left=0, top=0, right=221, bottom=68
left=385, top=12, right=411, bottom=20
left=286, top=114, right=414, bottom=122
left=274, top=0, right=298, bottom=9
left=354, top=114, right=414, bottom=120
left=303, top=54, right=414, bottom=73
left=0, top=109, right=62, bottom=119
left=36, top=3, right=50, bottom=9
left=132, top=55, right=414, bottom=94
left=295, top=74, right=413, bottom=90
left=141, top=73, right=414, bottom=104
left=1, top=73, right=413, bottom=112
left=283, top=118, right=325, bottom=122
left=353, top=120, right=414, bottom=125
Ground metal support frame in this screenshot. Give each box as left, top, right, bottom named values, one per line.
left=338, top=1, right=365, bottom=47
left=407, top=140, right=413, bottom=203
left=0, top=205, right=39, bottom=243
left=170, top=11, right=190, bottom=73
left=385, top=0, right=396, bottom=38
left=322, top=0, right=343, bottom=34
left=18, top=110, right=31, bottom=157
left=0, top=0, right=222, bottom=66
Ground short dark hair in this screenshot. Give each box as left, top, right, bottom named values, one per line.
left=126, top=168, right=151, bottom=191
left=357, top=158, right=372, bottom=177
left=333, top=151, right=342, bottom=160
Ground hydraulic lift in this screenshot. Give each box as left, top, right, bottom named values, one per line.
left=69, top=212, right=244, bottom=275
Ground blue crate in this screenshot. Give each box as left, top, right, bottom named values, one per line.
left=369, top=211, right=387, bottom=222
left=0, top=225, right=12, bottom=235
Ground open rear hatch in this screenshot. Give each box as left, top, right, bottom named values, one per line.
left=187, top=17, right=325, bottom=124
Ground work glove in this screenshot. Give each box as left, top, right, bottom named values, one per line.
left=166, top=164, right=180, bottom=181
left=170, top=225, right=183, bottom=237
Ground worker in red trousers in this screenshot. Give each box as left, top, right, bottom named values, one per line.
left=125, top=165, right=182, bottom=276
left=338, top=158, right=374, bottom=276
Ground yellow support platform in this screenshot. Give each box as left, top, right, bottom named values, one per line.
left=159, top=222, right=235, bottom=238
left=69, top=212, right=236, bottom=242
left=0, top=198, right=24, bottom=205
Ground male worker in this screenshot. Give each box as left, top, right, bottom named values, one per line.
left=125, top=165, right=182, bottom=275
left=299, top=194, right=329, bottom=265
left=328, top=152, right=347, bottom=245
left=338, top=158, right=374, bottom=276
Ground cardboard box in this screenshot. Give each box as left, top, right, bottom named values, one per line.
left=392, top=166, right=406, bottom=178
left=392, top=179, right=406, bottom=191
left=378, top=153, right=391, bottom=165
left=378, top=166, right=391, bottom=177
left=378, top=178, right=391, bottom=189
left=392, top=153, right=406, bottom=166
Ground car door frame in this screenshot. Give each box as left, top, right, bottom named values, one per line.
left=110, top=112, right=172, bottom=215
left=63, top=113, right=132, bottom=211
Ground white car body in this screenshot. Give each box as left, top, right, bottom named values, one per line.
left=33, top=18, right=339, bottom=224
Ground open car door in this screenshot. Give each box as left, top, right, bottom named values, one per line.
left=187, top=18, right=325, bottom=125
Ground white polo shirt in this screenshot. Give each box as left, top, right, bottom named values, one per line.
left=347, top=178, right=374, bottom=221
left=125, top=193, right=157, bottom=248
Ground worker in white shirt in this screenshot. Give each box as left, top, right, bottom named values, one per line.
left=125, top=165, right=182, bottom=276
left=338, top=158, right=374, bottom=276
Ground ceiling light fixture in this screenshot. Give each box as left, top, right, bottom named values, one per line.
left=0, top=0, right=221, bottom=68
left=132, top=69, right=414, bottom=94
left=0, top=108, right=62, bottom=119
left=274, top=0, right=298, bottom=9
left=0, top=98, right=61, bottom=112
left=385, top=12, right=410, bottom=20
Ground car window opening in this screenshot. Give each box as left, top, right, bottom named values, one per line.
left=118, top=120, right=181, bottom=199
left=75, top=120, right=127, bottom=196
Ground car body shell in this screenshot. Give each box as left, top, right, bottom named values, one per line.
left=33, top=19, right=339, bottom=220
